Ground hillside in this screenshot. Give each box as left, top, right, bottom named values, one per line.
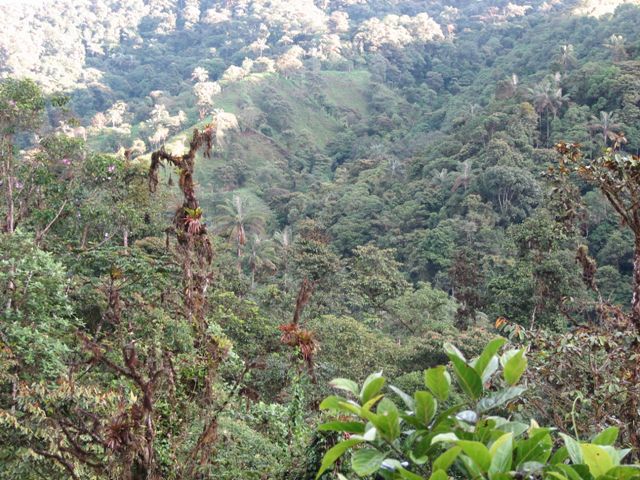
left=2, top=0, right=640, bottom=479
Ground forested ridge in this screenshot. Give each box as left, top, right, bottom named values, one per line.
left=2, top=0, right=640, bottom=478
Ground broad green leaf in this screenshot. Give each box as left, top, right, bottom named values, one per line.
left=338, top=401, right=364, bottom=416
left=457, top=441, right=491, bottom=472
left=559, top=433, right=583, bottom=465
left=319, top=395, right=348, bottom=411
left=581, top=443, right=614, bottom=478
left=425, top=366, right=451, bottom=401
left=553, top=464, right=584, bottom=480
left=433, top=446, right=462, bottom=472
left=429, top=470, right=449, bottom=480
left=318, top=421, right=365, bottom=434
left=362, top=394, right=384, bottom=412
left=592, top=427, right=619, bottom=446
left=448, top=354, right=483, bottom=400
left=444, top=342, right=466, bottom=362
left=549, top=446, right=569, bottom=465
left=382, top=460, right=425, bottom=480
left=316, top=439, right=362, bottom=479
left=502, top=349, right=527, bottom=386
left=599, top=466, right=640, bottom=480
left=473, top=337, right=506, bottom=380
left=489, top=433, right=513, bottom=477
left=414, top=391, right=437, bottom=426
left=351, top=448, right=385, bottom=477
left=376, top=397, right=401, bottom=442
left=515, top=430, right=552, bottom=467
left=353, top=426, right=377, bottom=442
left=390, top=385, right=415, bottom=410
left=459, top=452, right=485, bottom=479
left=432, top=433, right=460, bottom=445
left=330, top=378, right=360, bottom=397
left=398, top=468, right=425, bottom=480
left=497, top=421, right=529, bottom=438
left=546, top=473, right=569, bottom=480
left=477, top=387, right=526, bottom=413
left=432, top=403, right=464, bottom=429
left=360, top=372, right=386, bottom=404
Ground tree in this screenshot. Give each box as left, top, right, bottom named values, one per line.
left=0, top=79, right=46, bottom=233
left=528, top=78, right=569, bottom=143
left=554, top=44, right=576, bottom=72
left=449, top=247, right=484, bottom=330
left=604, top=34, right=628, bottom=62
left=246, top=233, right=276, bottom=289
left=588, top=111, right=621, bottom=146
left=555, top=142, right=640, bottom=330
left=274, top=226, right=293, bottom=291
left=347, top=245, right=409, bottom=313
left=215, top=194, right=267, bottom=271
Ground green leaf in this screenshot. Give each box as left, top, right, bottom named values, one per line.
left=425, top=366, right=451, bottom=401
left=447, top=354, right=483, bottom=400
left=319, top=395, right=349, bottom=412
left=318, top=421, right=366, bottom=434
left=360, top=372, right=386, bottom=404
left=497, top=421, right=529, bottom=438
left=592, top=427, right=619, bottom=446
left=599, top=466, right=640, bottom=480
left=429, top=470, right=449, bottom=480
left=431, top=433, right=459, bottom=445
left=390, top=385, right=415, bottom=410
left=316, top=439, right=362, bottom=479
left=559, top=433, right=583, bottom=465
left=444, top=342, right=466, bottom=362
left=398, top=468, right=425, bottom=480
left=581, top=443, right=614, bottom=478
left=473, top=337, right=506, bottom=381
left=515, top=431, right=552, bottom=467
left=477, top=387, right=526, bottom=413
left=502, top=349, right=527, bottom=386
left=376, top=397, right=401, bottom=441
left=489, top=433, right=513, bottom=477
left=433, top=446, right=462, bottom=472
left=457, top=441, right=491, bottom=472
left=351, top=448, right=385, bottom=477
left=383, top=460, right=424, bottom=480
left=549, top=446, right=569, bottom=465
left=553, top=464, right=585, bottom=480
left=414, top=391, right=437, bottom=426
left=330, top=378, right=360, bottom=397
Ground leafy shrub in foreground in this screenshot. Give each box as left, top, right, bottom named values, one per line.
left=316, top=338, right=639, bottom=479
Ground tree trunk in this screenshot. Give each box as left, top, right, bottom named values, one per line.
left=292, top=278, right=316, bottom=325
left=631, top=240, right=640, bottom=331
left=80, top=224, right=89, bottom=249
left=2, top=152, right=15, bottom=234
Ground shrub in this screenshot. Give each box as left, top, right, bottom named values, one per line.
left=315, top=338, right=640, bottom=479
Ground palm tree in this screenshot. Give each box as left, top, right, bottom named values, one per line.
left=555, top=44, right=576, bottom=72
left=528, top=79, right=569, bottom=143
left=274, top=226, right=293, bottom=291
left=604, top=34, right=627, bottom=62
left=246, top=234, right=277, bottom=289
left=496, top=74, right=519, bottom=99
left=451, top=159, right=473, bottom=193
left=589, top=111, right=621, bottom=146
left=214, top=195, right=266, bottom=271
left=432, top=168, right=450, bottom=189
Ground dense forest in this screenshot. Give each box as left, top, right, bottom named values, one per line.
left=2, top=0, right=640, bottom=478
